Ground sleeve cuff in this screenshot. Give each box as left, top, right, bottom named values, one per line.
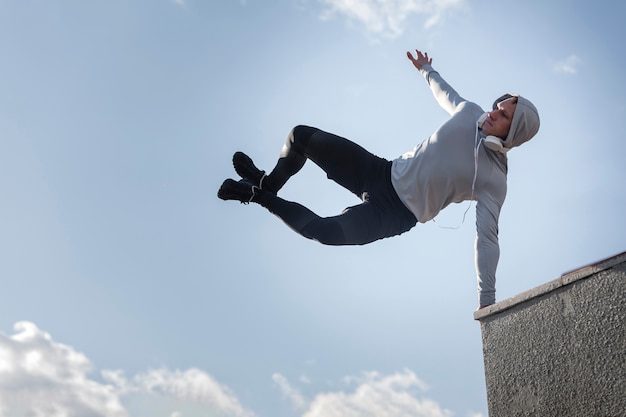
left=479, top=292, right=496, bottom=307
left=418, top=64, right=437, bottom=83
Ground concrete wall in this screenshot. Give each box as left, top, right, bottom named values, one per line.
left=474, top=252, right=626, bottom=417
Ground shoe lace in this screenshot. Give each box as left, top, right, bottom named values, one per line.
left=246, top=185, right=260, bottom=204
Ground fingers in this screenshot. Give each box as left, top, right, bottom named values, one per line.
left=407, top=50, right=425, bottom=60
left=418, top=50, right=433, bottom=65
left=407, top=49, right=433, bottom=65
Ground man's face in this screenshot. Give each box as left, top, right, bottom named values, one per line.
left=483, top=97, right=517, bottom=139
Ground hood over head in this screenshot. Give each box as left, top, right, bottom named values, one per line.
left=492, top=93, right=540, bottom=149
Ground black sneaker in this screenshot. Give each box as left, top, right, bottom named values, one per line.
left=233, top=152, right=266, bottom=188
left=217, top=178, right=256, bottom=204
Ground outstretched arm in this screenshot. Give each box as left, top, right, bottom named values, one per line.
left=406, top=48, right=466, bottom=114
left=406, top=49, right=432, bottom=70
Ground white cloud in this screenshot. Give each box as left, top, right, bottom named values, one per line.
left=317, top=0, right=465, bottom=38
left=275, top=370, right=453, bottom=417
left=0, top=322, right=474, bottom=417
left=0, top=321, right=254, bottom=417
left=553, top=55, right=581, bottom=74
left=110, top=368, right=255, bottom=417
left=0, top=321, right=127, bottom=417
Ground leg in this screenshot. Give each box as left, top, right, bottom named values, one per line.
left=218, top=177, right=415, bottom=244
left=263, top=125, right=379, bottom=196
left=254, top=191, right=387, bottom=245
left=220, top=125, right=368, bottom=204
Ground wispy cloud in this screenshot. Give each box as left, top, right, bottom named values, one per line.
left=0, top=321, right=254, bottom=417
left=318, top=0, right=465, bottom=38
left=172, top=0, right=185, bottom=7
left=553, top=54, right=581, bottom=74
left=274, top=370, right=453, bottom=417
left=273, top=373, right=308, bottom=410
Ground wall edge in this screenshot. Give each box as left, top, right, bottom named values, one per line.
left=473, top=250, right=626, bottom=320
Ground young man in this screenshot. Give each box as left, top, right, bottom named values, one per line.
left=218, top=49, right=540, bottom=308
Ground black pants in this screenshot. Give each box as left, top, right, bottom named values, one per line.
left=255, top=125, right=417, bottom=245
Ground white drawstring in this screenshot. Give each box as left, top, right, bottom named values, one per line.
left=471, top=120, right=482, bottom=203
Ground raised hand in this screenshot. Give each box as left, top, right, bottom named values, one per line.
left=406, top=49, right=432, bottom=70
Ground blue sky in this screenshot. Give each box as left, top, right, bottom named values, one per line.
left=0, top=0, right=624, bottom=416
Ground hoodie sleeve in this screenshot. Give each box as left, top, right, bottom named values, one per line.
left=418, top=64, right=467, bottom=115
left=474, top=191, right=503, bottom=307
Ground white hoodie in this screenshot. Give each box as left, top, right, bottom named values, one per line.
left=391, top=64, right=540, bottom=306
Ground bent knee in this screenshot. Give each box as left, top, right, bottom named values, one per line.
left=289, top=125, right=318, bottom=144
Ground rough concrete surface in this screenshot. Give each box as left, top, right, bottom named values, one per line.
left=478, top=259, right=625, bottom=417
